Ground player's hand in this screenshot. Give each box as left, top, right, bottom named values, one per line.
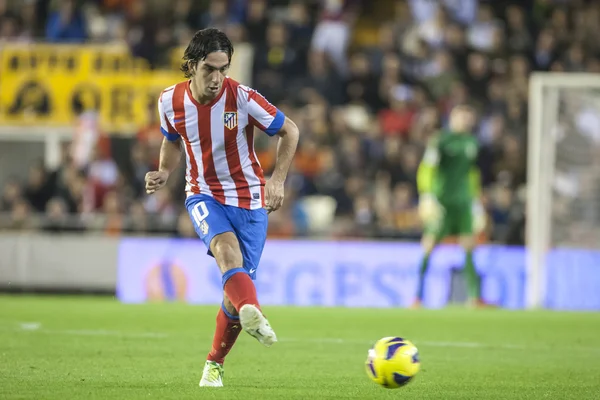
left=472, top=199, right=486, bottom=234
left=264, top=178, right=284, bottom=214
left=418, top=194, right=443, bottom=223
left=145, top=170, right=169, bottom=194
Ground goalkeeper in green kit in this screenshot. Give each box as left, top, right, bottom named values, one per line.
left=412, top=105, right=488, bottom=309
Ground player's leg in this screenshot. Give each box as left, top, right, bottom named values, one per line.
left=210, top=230, right=277, bottom=347
left=413, top=217, right=446, bottom=308
left=413, top=234, right=436, bottom=308
left=211, top=231, right=263, bottom=313
left=199, top=293, right=242, bottom=387
left=229, top=206, right=276, bottom=346
left=185, top=195, right=250, bottom=387
left=458, top=234, right=483, bottom=307
left=457, top=206, right=484, bottom=307
left=185, top=196, right=255, bottom=309
left=206, top=294, right=241, bottom=364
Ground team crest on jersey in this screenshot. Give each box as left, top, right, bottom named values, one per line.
left=223, top=112, right=237, bottom=130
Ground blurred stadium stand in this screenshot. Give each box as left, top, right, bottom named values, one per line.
left=0, top=0, right=599, bottom=244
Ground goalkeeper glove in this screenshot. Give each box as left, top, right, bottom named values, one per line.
left=472, top=199, right=486, bottom=234
left=419, top=194, right=444, bottom=223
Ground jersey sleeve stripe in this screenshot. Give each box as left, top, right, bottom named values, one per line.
left=248, top=115, right=261, bottom=130
left=246, top=87, right=283, bottom=136
left=161, top=127, right=180, bottom=142
left=250, top=92, right=277, bottom=116
left=163, top=113, right=177, bottom=133
left=159, top=88, right=179, bottom=141
left=264, top=109, right=285, bottom=136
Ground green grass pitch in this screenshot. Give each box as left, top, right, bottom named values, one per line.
left=1, top=295, right=599, bottom=399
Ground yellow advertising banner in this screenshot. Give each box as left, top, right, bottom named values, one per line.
left=0, top=44, right=183, bottom=134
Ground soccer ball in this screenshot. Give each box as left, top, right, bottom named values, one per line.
left=365, top=336, right=420, bottom=388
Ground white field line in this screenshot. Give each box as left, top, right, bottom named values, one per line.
left=280, top=337, right=522, bottom=349
left=12, top=322, right=168, bottom=339
left=7, top=322, right=600, bottom=353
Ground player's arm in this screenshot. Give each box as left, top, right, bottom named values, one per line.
left=158, top=136, right=182, bottom=175
left=469, top=160, right=486, bottom=233
left=263, top=116, right=299, bottom=212
left=271, top=116, right=300, bottom=184
left=146, top=95, right=182, bottom=194
left=417, top=136, right=440, bottom=197
left=417, top=136, right=442, bottom=221
left=246, top=88, right=299, bottom=212
left=469, top=167, right=481, bottom=199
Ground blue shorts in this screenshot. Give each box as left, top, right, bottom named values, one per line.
left=184, top=194, right=268, bottom=280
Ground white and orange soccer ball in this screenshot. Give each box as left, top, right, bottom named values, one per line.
left=365, top=337, right=421, bottom=389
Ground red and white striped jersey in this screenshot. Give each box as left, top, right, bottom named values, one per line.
left=158, top=78, right=285, bottom=210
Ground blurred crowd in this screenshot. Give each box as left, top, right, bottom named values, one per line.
left=1, top=0, right=600, bottom=243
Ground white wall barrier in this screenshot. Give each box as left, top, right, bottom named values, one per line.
left=0, top=233, right=119, bottom=290
left=1, top=235, right=599, bottom=310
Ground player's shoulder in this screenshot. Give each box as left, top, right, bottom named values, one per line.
left=229, top=78, right=266, bottom=98
left=159, top=83, right=177, bottom=98
left=159, top=81, right=187, bottom=104
left=230, top=79, right=255, bottom=98
left=162, top=83, right=178, bottom=93
left=220, top=77, right=249, bottom=100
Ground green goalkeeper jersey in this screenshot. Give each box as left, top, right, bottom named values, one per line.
left=417, top=130, right=480, bottom=206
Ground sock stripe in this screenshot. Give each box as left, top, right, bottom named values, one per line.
left=222, top=268, right=260, bottom=316
left=221, top=302, right=240, bottom=320
left=221, top=267, right=248, bottom=287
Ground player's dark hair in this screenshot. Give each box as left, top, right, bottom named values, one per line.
left=180, top=28, right=234, bottom=78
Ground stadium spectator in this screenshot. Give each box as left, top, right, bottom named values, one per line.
left=311, top=0, right=359, bottom=77
left=45, top=0, right=87, bottom=42
left=0, top=178, right=22, bottom=213
left=0, top=0, right=599, bottom=247
left=252, top=21, right=299, bottom=103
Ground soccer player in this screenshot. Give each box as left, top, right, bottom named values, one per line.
left=144, top=28, right=299, bottom=387
left=412, top=105, right=486, bottom=308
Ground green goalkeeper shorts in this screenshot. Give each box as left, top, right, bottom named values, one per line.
left=423, top=203, right=473, bottom=240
